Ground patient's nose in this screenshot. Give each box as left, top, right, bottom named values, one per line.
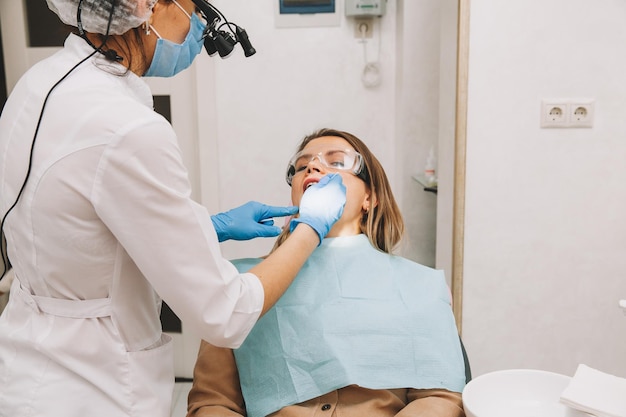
left=305, top=156, right=325, bottom=173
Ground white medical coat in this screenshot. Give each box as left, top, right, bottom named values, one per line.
left=0, top=34, right=263, bottom=417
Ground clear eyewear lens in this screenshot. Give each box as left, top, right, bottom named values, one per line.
left=285, top=149, right=363, bottom=185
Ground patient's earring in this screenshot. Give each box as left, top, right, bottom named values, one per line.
left=361, top=193, right=374, bottom=216
left=144, top=21, right=151, bottom=36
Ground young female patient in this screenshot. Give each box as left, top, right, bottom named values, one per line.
left=187, top=129, right=467, bottom=417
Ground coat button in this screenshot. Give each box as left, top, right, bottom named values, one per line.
left=321, top=404, right=331, bottom=411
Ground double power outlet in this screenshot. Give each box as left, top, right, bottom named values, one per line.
left=540, top=99, right=595, bottom=128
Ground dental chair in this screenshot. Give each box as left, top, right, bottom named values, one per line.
left=460, top=337, right=472, bottom=384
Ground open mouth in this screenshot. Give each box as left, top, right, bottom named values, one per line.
left=302, top=177, right=320, bottom=192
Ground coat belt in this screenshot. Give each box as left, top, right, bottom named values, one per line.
left=12, top=276, right=111, bottom=318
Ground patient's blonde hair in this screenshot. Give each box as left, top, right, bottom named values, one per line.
left=272, top=128, right=404, bottom=254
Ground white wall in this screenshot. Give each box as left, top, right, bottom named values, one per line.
left=462, top=0, right=626, bottom=378
left=436, top=0, right=459, bottom=283
left=204, top=0, right=441, bottom=268
left=395, top=1, right=441, bottom=269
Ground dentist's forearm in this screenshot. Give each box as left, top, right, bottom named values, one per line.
left=249, top=223, right=319, bottom=315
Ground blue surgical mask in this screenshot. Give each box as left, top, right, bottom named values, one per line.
left=144, top=4, right=206, bottom=77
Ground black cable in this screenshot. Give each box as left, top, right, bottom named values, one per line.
left=78, top=0, right=122, bottom=62
left=1, top=0, right=118, bottom=281
left=0, top=49, right=97, bottom=281
left=194, top=0, right=230, bottom=27
left=208, top=4, right=232, bottom=29
left=210, top=7, right=242, bottom=42
left=194, top=0, right=233, bottom=37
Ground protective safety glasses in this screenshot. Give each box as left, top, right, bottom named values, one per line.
left=285, top=148, right=366, bottom=186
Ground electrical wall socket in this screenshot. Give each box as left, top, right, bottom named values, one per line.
left=541, top=101, right=568, bottom=127
left=540, top=99, right=595, bottom=128
left=570, top=101, right=595, bottom=127
left=354, top=18, right=373, bottom=38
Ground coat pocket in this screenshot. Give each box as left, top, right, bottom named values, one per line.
left=126, top=333, right=175, bottom=417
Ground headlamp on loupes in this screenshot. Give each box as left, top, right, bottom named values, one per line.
left=191, top=0, right=256, bottom=58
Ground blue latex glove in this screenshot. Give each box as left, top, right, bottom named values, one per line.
left=211, top=201, right=298, bottom=242
left=289, top=173, right=346, bottom=245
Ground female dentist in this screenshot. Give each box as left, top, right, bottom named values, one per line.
left=0, top=1, right=346, bottom=416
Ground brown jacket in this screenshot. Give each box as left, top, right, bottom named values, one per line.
left=187, top=340, right=465, bottom=417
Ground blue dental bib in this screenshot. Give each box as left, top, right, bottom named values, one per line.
left=233, top=234, right=466, bottom=417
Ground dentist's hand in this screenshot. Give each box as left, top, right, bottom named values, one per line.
left=211, top=201, right=298, bottom=242
left=289, top=173, right=346, bottom=245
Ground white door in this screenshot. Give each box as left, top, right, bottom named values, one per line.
left=0, top=0, right=218, bottom=378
